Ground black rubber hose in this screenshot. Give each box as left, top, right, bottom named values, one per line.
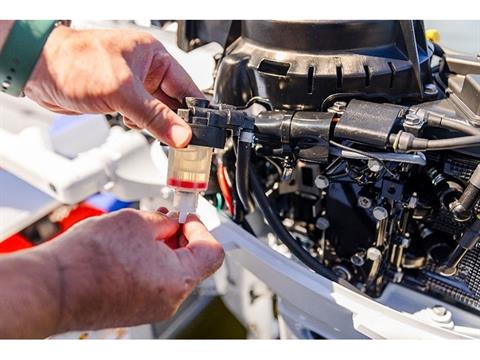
left=424, top=111, right=480, bottom=136
left=420, top=135, right=480, bottom=151
left=451, top=164, right=480, bottom=221
left=250, top=169, right=348, bottom=284
left=235, top=136, right=255, bottom=213
left=410, top=107, right=480, bottom=136
left=390, top=133, right=480, bottom=151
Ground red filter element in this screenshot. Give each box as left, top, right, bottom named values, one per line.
left=167, top=178, right=207, bottom=190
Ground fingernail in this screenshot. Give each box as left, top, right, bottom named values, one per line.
left=167, top=210, right=179, bottom=219
left=169, top=123, right=191, bottom=148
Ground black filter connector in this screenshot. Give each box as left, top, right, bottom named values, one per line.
left=254, top=110, right=333, bottom=163
left=177, top=97, right=255, bottom=149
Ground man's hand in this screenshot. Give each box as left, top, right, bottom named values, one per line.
left=24, top=26, right=202, bottom=147
left=0, top=209, right=224, bottom=338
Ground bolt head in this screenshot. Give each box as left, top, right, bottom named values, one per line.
left=314, top=175, right=329, bottom=189
left=424, top=83, right=438, bottom=96
left=366, top=247, right=382, bottom=261
left=332, top=265, right=351, bottom=281
left=405, top=113, right=421, bottom=125
left=350, top=252, right=365, bottom=266
left=372, top=206, right=388, bottom=221
left=358, top=196, right=372, bottom=209
left=328, top=101, right=347, bottom=114
left=367, top=159, right=383, bottom=172
left=315, top=217, right=330, bottom=230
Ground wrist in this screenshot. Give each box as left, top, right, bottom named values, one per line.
left=41, top=228, right=116, bottom=332
left=0, top=21, right=15, bottom=49
left=0, top=248, right=63, bottom=338
left=25, top=25, right=76, bottom=92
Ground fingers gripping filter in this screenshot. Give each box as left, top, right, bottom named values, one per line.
left=167, top=145, right=213, bottom=223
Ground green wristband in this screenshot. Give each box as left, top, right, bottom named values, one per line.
left=0, top=20, right=58, bottom=96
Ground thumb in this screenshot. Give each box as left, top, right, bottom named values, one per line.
left=176, top=214, right=225, bottom=280
left=118, top=78, right=192, bottom=147
left=139, top=211, right=180, bottom=240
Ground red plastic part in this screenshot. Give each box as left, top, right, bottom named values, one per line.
left=167, top=178, right=207, bottom=190
left=56, top=204, right=104, bottom=235
left=0, top=203, right=106, bottom=253
left=0, top=233, right=33, bottom=253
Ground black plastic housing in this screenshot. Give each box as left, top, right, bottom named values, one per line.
left=334, top=99, right=406, bottom=147
left=254, top=110, right=333, bottom=162
left=179, top=21, right=434, bottom=110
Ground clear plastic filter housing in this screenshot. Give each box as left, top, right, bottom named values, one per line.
left=167, top=145, right=213, bottom=223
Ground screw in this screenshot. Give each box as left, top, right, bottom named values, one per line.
left=314, top=175, right=329, bottom=189
left=358, top=196, right=372, bottom=209
left=424, top=83, right=438, bottom=96
left=372, top=206, right=388, bottom=221
left=315, top=217, right=330, bottom=231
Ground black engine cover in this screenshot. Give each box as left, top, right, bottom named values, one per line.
left=208, top=20, right=433, bottom=110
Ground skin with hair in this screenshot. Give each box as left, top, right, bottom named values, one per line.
left=0, top=22, right=224, bottom=338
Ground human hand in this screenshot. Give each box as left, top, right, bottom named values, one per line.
left=24, top=26, right=203, bottom=147
left=39, top=208, right=224, bottom=334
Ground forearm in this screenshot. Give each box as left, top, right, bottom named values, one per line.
left=0, top=20, right=15, bottom=49
left=0, top=247, right=62, bottom=338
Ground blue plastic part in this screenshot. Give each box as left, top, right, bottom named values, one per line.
left=49, top=114, right=95, bottom=135
left=86, top=193, right=133, bottom=212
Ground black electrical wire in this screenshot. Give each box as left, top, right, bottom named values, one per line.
left=259, top=155, right=283, bottom=176
left=249, top=169, right=352, bottom=285
left=231, top=174, right=245, bottom=223
left=235, top=136, right=256, bottom=213
left=320, top=92, right=390, bottom=112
